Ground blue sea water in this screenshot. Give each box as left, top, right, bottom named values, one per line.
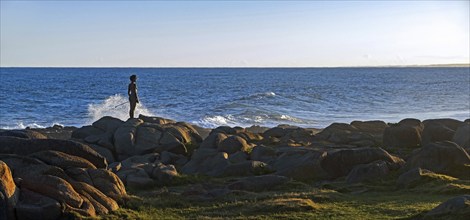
left=0, top=67, right=469, bottom=129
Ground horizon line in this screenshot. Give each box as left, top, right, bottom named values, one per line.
left=1, top=63, right=469, bottom=68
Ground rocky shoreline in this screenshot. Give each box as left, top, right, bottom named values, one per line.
left=1, top=115, right=469, bottom=219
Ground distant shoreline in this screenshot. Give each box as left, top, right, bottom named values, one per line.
left=387, top=63, right=470, bottom=68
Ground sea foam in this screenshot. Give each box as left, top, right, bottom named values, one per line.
left=0, top=122, right=65, bottom=130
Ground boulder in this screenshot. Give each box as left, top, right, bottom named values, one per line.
left=211, top=126, right=240, bottom=136
left=228, top=151, right=248, bottom=163
left=87, top=169, right=127, bottom=204
left=76, top=192, right=108, bottom=216
left=159, top=132, right=187, bottom=155
left=250, top=145, right=277, bottom=163
left=139, top=114, right=175, bottom=125
left=346, top=160, right=390, bottom=184
left=83, top=117, right=124, bottom=150
left=314, top=123, right=375, bottom=146
left=114, top=119, right=143, bottom=160
left=245, top=125, right=270, bottom=134
left=0, top=155, right=85, bottom=209
left=175, top=122, right=203, bottom=142
left=0, top=161, right=19, bottom=219
left=120, top=153, right=159, bottom=169
left=350, top=120, right=389, bottom=134
left=19, top=174, right=83, bottom=209
left=0, top=129, right=47, bottom=139
left=192, top=125, right=211, bottom=140
left=166, top=124, right=194, bottom=144
left=64, top=196, right=96, bottom=217
left=160, top=151, right=188, bottom=166
left=314, top=123, right=353, bottom=140
left=125, top=169, right=154, bottom=189
left=273, top=148, right=328, bottom=181
left=66, top=167, right=94, bottom=186
left=0, top=161, right=17, bottom=199
left=423, top=118, right=463, bottom=131
left=453, top=123, right=470, bottom=151
left=84, top=132, right=116, bottom=150
left=88, top=144, right=115, bottom=164
left=395, top=168, right=451, bottom=189
left=425, top=195, right=470, bottom=218
left=134, top=124, right=162, bottom=155
left=383, top=118, right=424, bottom=148
left=267, top=127, right=319, bottom=147
left=151, top=163, right=178, bottom=184
left=236, top=131, right=263, bottom=143
left=181, top=149, right=230, bottom=176
left=29, top=150, right=97, bottom=169
left=15, top=189, right=62, bottom=220
left=115, top=169, right=137, bottom=184
left=321, top=147, right=404, bottom=179
left=199, top=133, right=227, bottom=149
left=72, top=125, right=104, bottom=140
left=421, top=119, right=463, bottom=145
left=406, top=141, right=470, bottom=179
left=227, top=175, right=289, bottom=192
left=422, top=123, right=455, bottom=145
left=163, top=121, right=204, bottom=154
left=223, top=161, right=273, bottom=177
left=92, top=116, right=124, bottom=132
left=218, top=135, right=251, bottom=154
left=75, top=116, right=203, bottom=160
left=0, top=154, right=65, bottom=177
left=262, top=125, right=319, bottom=147
left=115, top=153, right=168, bottom=186
left=263, top=125, right=298, bottom=138
left=69, top=181, right=119, bottom=214
left=0, top=152, right=125, bottom=217
left=0, top=136, right=107, bottom=168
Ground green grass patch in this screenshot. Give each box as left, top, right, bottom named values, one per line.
left=89, top=176, right=468, bottom=220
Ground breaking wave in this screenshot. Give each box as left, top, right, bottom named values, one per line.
left=87, top=94, right=154, bottom=123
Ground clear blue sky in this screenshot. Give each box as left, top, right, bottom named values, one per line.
left=1, top=1, right=469, bottom=67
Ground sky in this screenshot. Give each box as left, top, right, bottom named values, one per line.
left=0, top=1, right=469, bottom=67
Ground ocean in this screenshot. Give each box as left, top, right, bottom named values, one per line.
left=0, top=67, right=469, bottom=129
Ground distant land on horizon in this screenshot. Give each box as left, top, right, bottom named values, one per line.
left=0, top=63, right=469, bottom=68
left=390, top=63, right=470, bottom=68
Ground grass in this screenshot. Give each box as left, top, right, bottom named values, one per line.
left=404, top=172, right=470, bottom=194
left=70, top=167, right=470, bottom=220
left=94, top=189, right=447, bottom=220
left=83, top=174, right=469, bottom=220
